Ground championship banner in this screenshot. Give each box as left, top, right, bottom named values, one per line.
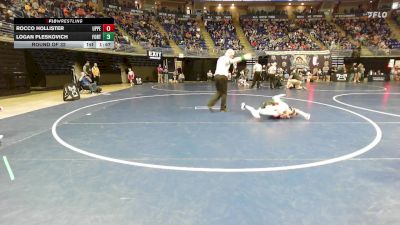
left=130, top=9, right=144, bottom=15
left=267, top=53, right=331, bottom=73
left=333, top=13, right=367, bottom=18
left=158, top=12, right=176, bottom=18
left=177, top=14, right=197, bottom=20
left=204, top=15, right=232, bottom=20
left=240, top=15, right=288, bottom=21
left=264, top=50, right=331, bottom=55
left=106, top=4, right=120, bottom=10
left=295, top=14, right=325, bottom=19
left=159, top=13, right=196, bottom=20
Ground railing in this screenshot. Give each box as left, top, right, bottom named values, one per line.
left=254, top=49, right=331, bottom=56
left=114, top=43, right=136, bottom=53
left=330, top=49, right=354, bottom=57
left=366, top=46, right=400, bottom=56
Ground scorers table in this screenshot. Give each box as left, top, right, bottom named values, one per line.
left=14, top=18, right=115, bottom=49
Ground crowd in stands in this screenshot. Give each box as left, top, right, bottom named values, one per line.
left=114, top=27, right=136, bottom=51
left=392, top=10, right=400, bottom=26
left=297, top=19, right=356, bottom=50
left=294, top=8, right=322, bottom=16
left=335, top=18, right=400, bottom=49
left=3, top=0, right=400, bottom=55
left=205, top=19, right=243, bottom=51
left=241, top=19, right=319, bottom=51
left=108, top=10, right=170, bottom=49
left=0, top=1, right=16, bottom=23
left=158, top=8, right=185, bottom=15
left=21, top=0, right=99, bottom=18
left=159, top=15, right=206, bottom=52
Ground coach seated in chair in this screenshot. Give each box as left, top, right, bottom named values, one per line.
left=79, top=72, right=101, bottom=93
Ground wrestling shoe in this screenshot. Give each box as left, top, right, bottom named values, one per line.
left=220, top=108, right=228, bottom=112
left=305, top=114, right=311, bottom=120
left=241, top=102, right=246, bottom=110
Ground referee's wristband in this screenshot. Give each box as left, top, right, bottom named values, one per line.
left=240, top=55, right=245, bottom=61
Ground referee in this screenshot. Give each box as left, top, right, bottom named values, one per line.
left=251, top=60, right=262, bottom=89
left=207, top=49, right=252, bottom=112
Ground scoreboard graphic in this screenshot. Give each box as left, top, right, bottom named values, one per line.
left=14, top=18, right=115, bottom=49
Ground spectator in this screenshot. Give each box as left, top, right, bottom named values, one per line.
left=157, top=64, right=163, bottom=83
left=163, top=67, right=169, bottom=83
left=207, top=70, right=213, bottom=81
left=178, top=72, right=185, bottom=83
left=83, top=61, right=91, bottom=77
left=91, top=63, right=100, bottom=84
left=127, top=68, right=135, bottom=86
left=79, top=72, right=101, bottom=93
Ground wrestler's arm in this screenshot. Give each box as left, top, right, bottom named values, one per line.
left=230, top=53, right=253, bottom=64
left=279, top=111, right=291, bottom=119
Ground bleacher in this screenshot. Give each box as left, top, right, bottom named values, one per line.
left=240, top=17, right=320, bottom=51
left=0, top=42, right=27, bottom=93
left=29, top=49, right=76, bottom=75
left=0, top=0, right=400, bottom=59
left=108, top=10, right=171, bottom=51
left=159, top=15, right=206, bottom=53
left=82, top=52, right=121, bottom=73
left=335, top=17, right=400, bottom=50
left=296, top=19, right=356, bottom=50
left=205, top=18, right=243, bottom=51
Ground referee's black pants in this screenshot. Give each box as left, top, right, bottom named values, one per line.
left=208, top=75, right=228, bottom=110
left=251, top=71, right=262, bottom=89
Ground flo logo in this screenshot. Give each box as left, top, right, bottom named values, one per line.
left=367, top=11, right=388, bottom=19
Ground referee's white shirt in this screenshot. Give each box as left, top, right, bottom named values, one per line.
left=214, top=55, right=234, bottom=77
left=254, top=63, right=262, bottom=72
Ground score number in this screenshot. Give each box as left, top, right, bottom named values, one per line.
left=102, top=24, right=115, bottom=41
left=102, top=24, right=115, bottom=32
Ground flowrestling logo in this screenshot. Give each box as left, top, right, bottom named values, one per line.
left=367, top=11, right=388, bottom=19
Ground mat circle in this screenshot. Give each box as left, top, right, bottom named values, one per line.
left=52, top=93, right=382, bottom=173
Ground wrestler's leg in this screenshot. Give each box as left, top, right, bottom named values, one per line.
left=292, top=108, right=311, bottom=120
left=272, top=94, right=286, bottom=103
left=241, top=103, right=261, bottom=119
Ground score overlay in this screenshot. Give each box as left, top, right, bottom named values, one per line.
left=14, top=18, right=115, bottom=49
